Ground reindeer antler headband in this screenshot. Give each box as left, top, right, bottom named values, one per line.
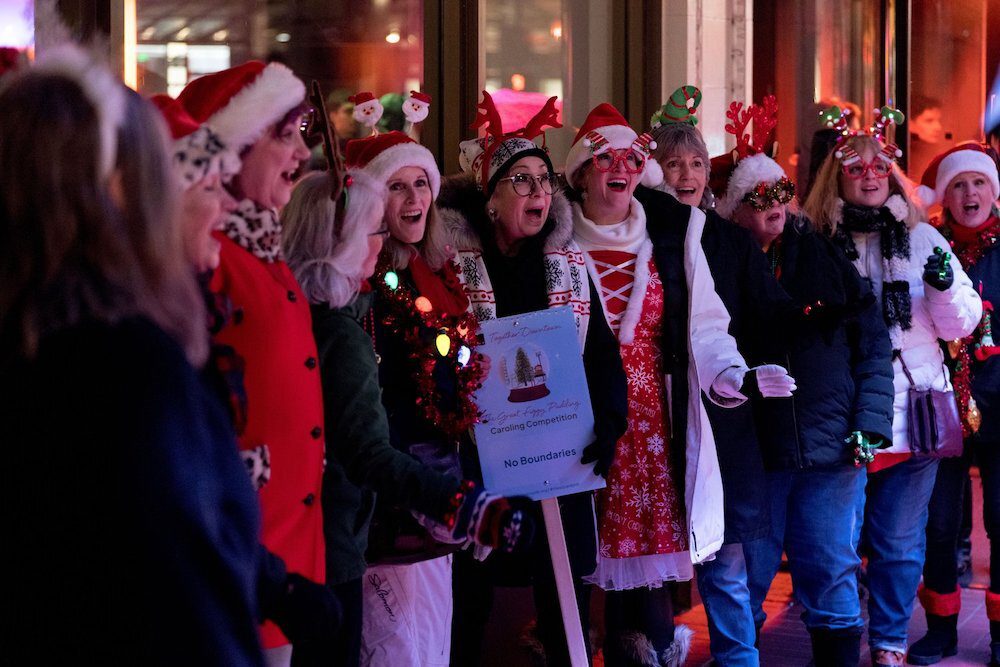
left=469, top=90, right=562, bottom=192
left=724, top=94, right=779, bottom=161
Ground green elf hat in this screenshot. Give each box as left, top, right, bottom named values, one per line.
left=651, top=85, right=703, bottom=128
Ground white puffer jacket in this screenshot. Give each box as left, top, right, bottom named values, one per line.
left=849, top=221, right=982, bottom=454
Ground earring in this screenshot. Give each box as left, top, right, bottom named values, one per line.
left=487, top=207, right=497, bottom=221
left=580, top=191, right=588, bottom=202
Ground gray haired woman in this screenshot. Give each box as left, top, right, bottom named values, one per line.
left=282, top=170, right=533, bottom=667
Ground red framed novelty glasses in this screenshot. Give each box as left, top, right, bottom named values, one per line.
left=841, top=158, right=892, bottom=180
left=592, top=148, right=646, bottom=174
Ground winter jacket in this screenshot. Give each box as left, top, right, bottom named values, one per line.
left=311, top=292, right=463, bottom=586
left=436, top=174, right=629, bottom=577
left=846, top=221, right=982, bottom=455
left=209, top=232, right=326, bottom=647
left=684, top=202, right=791, bottom=542
left=633, top=186, right=749, bottom=562
left=750, top=216, right=895, bottom=468
left=963, top=236, right=1000, bottom=441
left=2, top=317, right=263, bottom=666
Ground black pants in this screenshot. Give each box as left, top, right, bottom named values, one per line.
left=450, top=496, right=595, bottom=667
left=330, top=578, right=362, bottom=667
left=603, top=586, right=676, bottom=666
left=924, top=436, right=1000, bottom=594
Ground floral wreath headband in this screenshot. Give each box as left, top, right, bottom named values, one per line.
left=820, top=104, right=904, bottom=166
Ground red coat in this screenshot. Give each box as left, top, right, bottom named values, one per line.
left=211, top=233, right=326, bottom=648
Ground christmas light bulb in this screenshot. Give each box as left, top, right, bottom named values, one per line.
left=384, top=271, right=399, bottom=290
left=457, top=346, right=471, bottom=367
left=415, top=296, right=433, bottom=313
left=435, top=332, right=451, bottom=356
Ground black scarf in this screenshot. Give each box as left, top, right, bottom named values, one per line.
left=830, top=195, right=912, bottom=349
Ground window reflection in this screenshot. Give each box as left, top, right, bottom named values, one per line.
left=482, top=0, right=612, bottom=165
left=135, top=0, right=424, bottom=139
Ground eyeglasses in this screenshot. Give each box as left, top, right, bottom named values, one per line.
left=369, top=226, right=390, bottom=238
left=496, top=172, right=559, bottom=196
left=841, top=158, right=892, bottom=180
left=742, top=177, right=795, bottom=211
left=592, top=148, right=645, bottom=174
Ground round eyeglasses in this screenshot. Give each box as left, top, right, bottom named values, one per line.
left=496, top=172, right=559, bottom=196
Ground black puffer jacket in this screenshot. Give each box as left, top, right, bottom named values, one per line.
left=749, top=215, right=895, bottom=468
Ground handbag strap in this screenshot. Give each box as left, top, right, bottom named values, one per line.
left=894, top=349, right=952, bottom=390
left=894, top=350, right=917, bottom=388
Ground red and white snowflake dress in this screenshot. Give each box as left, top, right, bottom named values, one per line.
left=573, top=202, right=692, bottom=591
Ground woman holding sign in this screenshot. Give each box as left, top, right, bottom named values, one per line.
left=435, top=92, right=628, bottom=666
left=563, top=103, right=795, bottom=667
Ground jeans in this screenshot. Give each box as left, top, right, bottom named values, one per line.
left=744, top=467, right=867, bottom=634
left=695, top=542, right=759, bottom=667
left=863, top=456, right=940, bottom=652
left=924, top=435, right=1000, bottom=595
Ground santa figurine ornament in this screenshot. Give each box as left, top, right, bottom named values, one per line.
left=403, top=90, right=431, bottom=124
left=349, top=91, right=383, bottom=135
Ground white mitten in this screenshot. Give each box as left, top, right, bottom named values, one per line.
left=711, top=366, right=749, bottom=402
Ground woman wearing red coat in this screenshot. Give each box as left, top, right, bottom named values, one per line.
left=176, top=61, right=324, bottom=662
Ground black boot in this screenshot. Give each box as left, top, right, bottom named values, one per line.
left=809, top=627, right=862, bottom=667
left=905, top=613, right=958, bottom=665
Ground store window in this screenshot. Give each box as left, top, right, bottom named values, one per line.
left=134, top=0, right=424, bottom=143
left=1, top=0, right=34, bottom=50
left=908, top=0, right=987, bottom=180
left=481, top=0, right=613, bottom=166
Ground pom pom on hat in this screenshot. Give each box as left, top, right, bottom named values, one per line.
left=177, top=60, right=306, bottom=153
left=920, top=142, right=1000, bottom=206
left=564, top=103, right=663, bottom=189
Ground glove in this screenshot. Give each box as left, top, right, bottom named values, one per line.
left=923, top=247, right=954, bottom=291
left=270, top=573, right=342, bottom=667
left=712, top=365, right=796, bottom=401
left=581, top=436, right=616, bottom=478
left=452, top=484, right=536, bottom=554
left=746, top=364, right=797, bottom=398
left=846, top=430, right=889, bottom=467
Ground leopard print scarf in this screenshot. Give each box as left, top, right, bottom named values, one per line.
left=223, top=199, right=284, bottom=263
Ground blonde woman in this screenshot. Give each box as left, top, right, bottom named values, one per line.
left=804, top=114, right=983, bottom=667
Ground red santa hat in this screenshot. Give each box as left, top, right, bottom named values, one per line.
left=345, top=131, right=440, bottom=197
left=151, top=94, right=242, bottom=188
left=917, top=142, right=1000, bottom=207
left=715, top=154, right=788, bottom=218
left=564, top=103, right=663, bottom=189
left=176, top=61, right=306, bottom=154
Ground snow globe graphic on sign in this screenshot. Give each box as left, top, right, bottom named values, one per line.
left=499, top=343, right=551, bottom=403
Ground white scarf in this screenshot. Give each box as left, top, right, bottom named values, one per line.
left=572, top=200, right=653, bottom=345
